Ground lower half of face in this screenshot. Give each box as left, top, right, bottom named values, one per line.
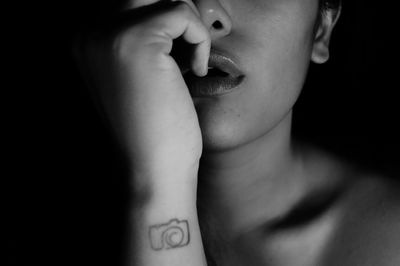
left=192, top=0, right=320, bottom=152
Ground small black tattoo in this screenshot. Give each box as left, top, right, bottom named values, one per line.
left=149, top=218, right=190, bottom=250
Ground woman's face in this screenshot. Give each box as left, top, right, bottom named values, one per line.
left=189, top=0, right=327, bottom=152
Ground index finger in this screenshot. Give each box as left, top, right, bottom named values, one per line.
left=126, top=0, right=200, bottom=17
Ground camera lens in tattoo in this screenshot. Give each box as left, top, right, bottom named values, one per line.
left=162, top=226, right=185, bottom=248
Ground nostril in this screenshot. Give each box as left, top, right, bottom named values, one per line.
left=212, top=20, right=223, bottom=30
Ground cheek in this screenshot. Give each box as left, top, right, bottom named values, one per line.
left=248, top=5, right=316, bottom=110
left=197, top=1, right=318, bottom=151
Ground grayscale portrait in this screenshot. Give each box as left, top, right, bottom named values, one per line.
left=9, top=0, right=399, bottom=266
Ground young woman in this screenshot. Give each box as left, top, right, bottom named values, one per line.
left=76, top=0, right=400, bottom=265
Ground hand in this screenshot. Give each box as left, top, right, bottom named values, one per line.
left=76, top=0, right=211, bottom=178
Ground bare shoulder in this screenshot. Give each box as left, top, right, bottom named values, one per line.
left=300, top=144, right=400, bottom=265
left=324, top=169, right=400, bottom=266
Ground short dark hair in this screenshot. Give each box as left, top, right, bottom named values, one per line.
left=320, top=0, right=341, bottom=11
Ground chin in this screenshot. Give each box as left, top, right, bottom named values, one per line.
left=196, top=108, right=244, bottom=153
left=196, top=106, right=265, bottom=154
left=201, top=126, right=242, bottom=153
left=195, top=100, right=295, bottom=154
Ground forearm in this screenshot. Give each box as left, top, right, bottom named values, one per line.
left=127, top=166, right=207, bottom=266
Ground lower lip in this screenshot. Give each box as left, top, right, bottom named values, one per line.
left=184, top=74, right=245, bottom=97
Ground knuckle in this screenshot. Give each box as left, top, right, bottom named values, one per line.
left=172, top=1, right=192, bottom=18
left=85, top=1, right=199, bottom=63
left=114, top=26, right=171, bottom=61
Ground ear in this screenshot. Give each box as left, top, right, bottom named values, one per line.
left=311, top=5, right=342, bottom=64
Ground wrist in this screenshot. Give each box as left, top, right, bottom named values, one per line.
left=131, top=161, right=200, bottom=201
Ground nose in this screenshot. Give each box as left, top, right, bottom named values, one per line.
left=193, top=0, right=232, bottom=40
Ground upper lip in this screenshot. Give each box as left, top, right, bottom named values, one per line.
left=182, top=49, right=244, bottom=78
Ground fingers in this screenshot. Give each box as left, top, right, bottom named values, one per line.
left=155, top=2, right=209, bottom=76
left=118, top=1, right=209, bottom=76
left=127, top=0, right=160, bottom=8
left=191, top=30, right=210, bottom=76
left=128, top=0, right=200, bottom=17
left=123, top=0, right=209, bottom=76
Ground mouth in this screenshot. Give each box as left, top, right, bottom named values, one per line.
left=183, top=52, right=245, bottom=97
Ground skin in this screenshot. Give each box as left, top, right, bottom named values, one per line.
left=195, top=0, right=339, bottom=233
left=187, top=0, right=400, bottom=265
left=78, top=0, right=400, bottom=265
left=194, top=0, right=322, bottom=152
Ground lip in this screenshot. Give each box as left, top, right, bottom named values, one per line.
left=183, top=51, right=245, bottom=97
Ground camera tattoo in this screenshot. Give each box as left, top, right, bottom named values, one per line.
left=149, top=218, right=190, bottom=251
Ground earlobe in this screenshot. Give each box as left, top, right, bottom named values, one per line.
left=311, top=5, right=341, bottom=64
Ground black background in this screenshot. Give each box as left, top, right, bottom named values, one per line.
left=7, top=0, right=399, bottom=265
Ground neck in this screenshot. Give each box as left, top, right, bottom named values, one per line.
left=197, top=111, right=307, bottom=232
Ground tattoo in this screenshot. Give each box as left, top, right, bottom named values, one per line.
left=149, top=218, right=190, bottom=250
